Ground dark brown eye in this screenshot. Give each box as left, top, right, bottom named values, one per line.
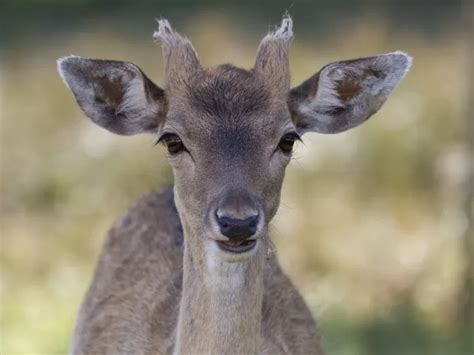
left=278, top=132, right=300, bottom=154
left=158, top=133, right=185, bottom=155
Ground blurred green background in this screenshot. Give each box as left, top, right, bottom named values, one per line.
left=1, top=0, right=473, bottom=354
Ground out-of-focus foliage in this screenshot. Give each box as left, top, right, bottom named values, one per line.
left=1, top=1, right=472, bottom=354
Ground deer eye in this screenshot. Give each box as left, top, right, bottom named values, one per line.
left=157, top=133, right=185, bottom=155
left=278, top=132, right=300, bottom=154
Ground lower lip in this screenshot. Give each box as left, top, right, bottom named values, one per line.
left=216, top=239, right=257, bottom=254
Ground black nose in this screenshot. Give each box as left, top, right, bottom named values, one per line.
left=216, top=214, right=259, bottom=241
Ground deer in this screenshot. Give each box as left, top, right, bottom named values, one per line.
left=57, top=16, right=411, bottom=355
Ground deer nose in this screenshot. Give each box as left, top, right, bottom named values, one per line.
left=216, top=212, right=259, bottom=241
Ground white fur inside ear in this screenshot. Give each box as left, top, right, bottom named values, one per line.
left=57, top=56, right=164, bottom=135
left=364, top=51, right=412, bottom=98
left=118, top=72, right=162, bottom=125
left=293, top=51, right=412, bottom=133
left=309, top=51, right=411, bottom=114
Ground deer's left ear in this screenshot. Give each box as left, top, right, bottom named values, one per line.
left=58, top=56, right=167, bottom=136
left=288, top=51, right=412, bottom=134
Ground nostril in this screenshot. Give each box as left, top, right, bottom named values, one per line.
left=215, top=211, right=259, bottom=240
left=248, top=216, right=258, bottom=227
left=218, top=218, right=229, bottom=228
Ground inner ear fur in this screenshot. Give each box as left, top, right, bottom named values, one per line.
left=289, top=51, right=412, bottom=134
left=58, top=56, right=167, bottom=135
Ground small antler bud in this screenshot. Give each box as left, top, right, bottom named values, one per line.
left=253, top=16, right=293, bottom=95
left=154, top=19, right=201, bottom=92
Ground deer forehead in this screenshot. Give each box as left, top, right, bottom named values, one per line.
left=164, top=65, right=293, bottom=143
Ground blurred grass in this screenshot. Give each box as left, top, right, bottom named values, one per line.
left=1, top=6, right=472, bottom=355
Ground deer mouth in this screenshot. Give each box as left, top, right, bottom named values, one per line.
left=216, top=239, right=257, bottom=253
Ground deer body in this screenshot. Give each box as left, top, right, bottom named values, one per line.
left=58, top=16, right=410, bottom=355
left=72, top=188, right=321, bottom=354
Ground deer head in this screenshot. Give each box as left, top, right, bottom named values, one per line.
left=57, top=17, right=411, bottom=263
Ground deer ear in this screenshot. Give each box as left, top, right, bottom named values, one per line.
left=288, top=51, right=411, bottom=134
left=57, top=56, right=167, bottom=135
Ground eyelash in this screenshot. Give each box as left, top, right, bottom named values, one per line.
left=278, top=132, right=301, bottom=154
left=156, top=132, right=301, bottom=156
left=157, top=133, right=185, bottom=155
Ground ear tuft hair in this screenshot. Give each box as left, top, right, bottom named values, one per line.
left=265, top=15, right=293, bottom=42
left=152, top=18, right=200, bottom=92
left=153, top=19, right=180, bottom=45
left=254, top=15, right=294, bottom=96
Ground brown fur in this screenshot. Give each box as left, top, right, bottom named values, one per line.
left=336, top=79, right=361, bottom=102
left=72, top=188, right=322, bottom=354
left=57, top=15, right=411, bottom=355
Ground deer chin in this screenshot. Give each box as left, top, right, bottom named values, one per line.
left=205, top=238, right=260, bottom=263
left=216, top=239, right=257, bottom=254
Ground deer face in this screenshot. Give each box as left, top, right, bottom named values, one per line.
left=162, top=66, right=295, bottom=256
left=58, top=18, right=411, bottom=261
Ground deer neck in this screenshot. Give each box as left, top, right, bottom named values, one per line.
left=173, top=217, right=265, bottom=355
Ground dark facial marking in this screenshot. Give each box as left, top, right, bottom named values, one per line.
left=215, top=125, right=254, bottom=159
left=189, top=65, right=271, bottom=120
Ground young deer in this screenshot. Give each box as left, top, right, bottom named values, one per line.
left=58, top=17, right=411, bottom=355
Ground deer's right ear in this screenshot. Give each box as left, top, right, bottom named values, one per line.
left=57, top=56, right=167, bottom=135
left=288, top=52, right=411, bottom=134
